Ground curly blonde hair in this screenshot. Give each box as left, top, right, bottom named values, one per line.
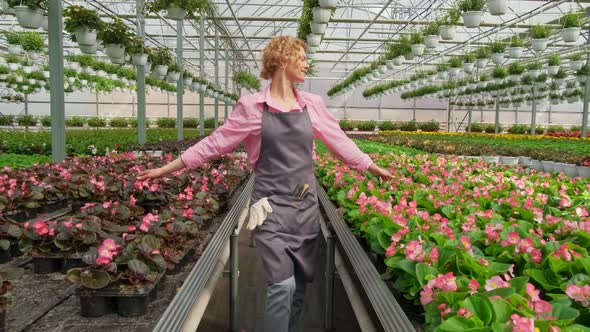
left=260, top=36, right=306, bottom=80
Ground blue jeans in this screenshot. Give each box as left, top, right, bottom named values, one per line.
left=263, top=274, right=307, bottom=332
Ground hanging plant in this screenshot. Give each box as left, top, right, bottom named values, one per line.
left=20, top=32, right=43, bottom=52
left=458, top=0, right=486, bottom=28
left=492, top=66, right=508, bottom=79
left=64, top=5, right=104, bottom=46
left=145, top=0, right=212, bottom=20
left=560, top=10, right=585, bottom=42
left=296, top=0, right=316, bottom=40
left=98, top=17, right=133, bottom=48
left=233, top=70, right=261, bottom=92
left=531, top=25, right=552, bottom=39
left=128, top=37, right=150, bottom=66
left=547, top=53, right=561, bottom=67
left=6, top=0, right=46, bottom=29
left=507, top=62, right=525, bottom=76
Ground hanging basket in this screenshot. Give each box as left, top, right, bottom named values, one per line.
left=183, top=78, right=193, bottom=86
left=424, top=35, right=440, bottom=49
left=310, top=22, right=327, bottom=35
left=439, top=25, right=456, bottom=40
left=561, top=27, right=581, bottom=43
left=463, top=62, right=475, bottom=73
left=7, top=44, right=22, bottom=55
left=111, top=57, right=125, bottom=65
left=318, top=0, right=337, bottom=9
left=476, top=58, right=489, bottom=68
left=570, top=60, right=585, bottom=71
left=153, top=65, right=168, bottom=77
left=75, top=28, right=97, bottom=46
left=27, top=51, right=41, bottom=61
left=312, top=7, right=331, bottom=24
left=105, top=44, right=125, bottom=59
left=131, top=53, right=149, bottom=66
left=547, top=65, right=559, bottom=76
left=307, top=34, right=321, bottom=47
left=411, top=44, right=425, bottom=56
left=462, top=11, right=483, bottom=28
left=490, top=53, right=505, bottom=65
left=42, top=15, right=48, bottom=31
left=14, top=5, right=44, bottom=29
left=531, top=39, right=547, bottom=52
left=392, top=56, right=403, bottom=66
left=487, top=0, right=508, bottom=15
left=167, top=71, right=180, bottom=83
left=449, top=67, right=461, bottom=76
left=79, top=42, right=98, bottom=54
left=508, top=46, right=523, bottom=58
left=166, top=5, right=186, bottom=20
left=385, top=59, right=395, bottom=69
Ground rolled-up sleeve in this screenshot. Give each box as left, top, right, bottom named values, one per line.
left=312, top=96, right=373, bottom=172
left=181, top=99, right=254, bottom=169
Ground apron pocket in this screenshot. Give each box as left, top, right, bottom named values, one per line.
left=266, top=194, right=319, bottom=235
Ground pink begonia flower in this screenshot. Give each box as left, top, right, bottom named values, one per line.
left=526, top=283, right=540, bottom=302
left=127, top=225, right=136, bottom=232
left=130, top=195, right=137, bottom=206
left=530, top=249, right=542, bottom=264
left=507, top=232, right=520, bottom=245
left=468, top=279, right=480, bottom=294
left=460, top=236, right=472, bottom=250
left=404, top=240, right=425, bottom=262
left=485, top=276, right=510, bottom=291
left=559, top=196, right=572, bottom=208
left=96, top=256, right=111, bottom=265
left=148, top=183, right=160, bottom=192
left=420, top=285, right=434, bottom=305
left=437, top=303, right=452, bottom=318
left=385, top=244, right=396, bottom=258
left=517, top=237, right=534, bottom=254
left=510, top=314, right=534, bottom=332
left=102, top=201, right=112, bottom=209
left=457, top=307, right=472, bottom=318
left=182, top=208, right=194, bottom=218
left=566, top=284, right=590, bottom=307
left=23, top=222, right=29, bottom=228
left=32, top=220, right=49, bottom=236
left=63, top=217, right=74, bottom=228
left=122, top=233, right=128, bottom=240
left=81, top=202, right=97, bottom=212
left=534, top=300, right=552, bottom=317
left=576, top=207, right=589, bottom=217
left=429, top=247, right=439, bottom=262
left=479, top=258, right=489, bottom=266
left=139, top=223, right=150, bottom=232
left=151, top=249, right=161, bottom=255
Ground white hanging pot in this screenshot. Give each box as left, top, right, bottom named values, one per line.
left=14, top=5, right=44, bottom=29
left=437, top=71, right=448, bottom=80
left=577, top=75, right=587, bottom=84
left=22, top=66, right=33, bottom=74
left=462, top=11, right=483, bottom=28
left=312, top=7, right=332, bottom=24
left=105, top=44, right=125, bottom=59
left=154, top=65, right=168, bottom=76
left=74, top=28, right=97, bottom=46
left=67, top=77, right=76, bottom=84
left=80, top=79, right=88, bottom=86
left=556, top=78, right=565, bottom=86
left=183, top=78, right=192, bottom=86
left=531, top=39, right=547, bottom=52
left=167, top=5, right=186, bottom=20
left=15, top=75, right=23, bottom=83
left=439, top=25, right=456, bottom=40
left=319, top=0, right=337, bottom=9
left=547, top=66, right=559, bottom=75
left=42, top=15, right=48, bottom=31
left=424, top=35, right=440, bottom=49
left=411, top=44, right=425, bottom=56
left=463, top=62, right=475, bottom=73
left=27, top=50, right=41, bottom=61
left=476, top=58, right=489, bottom=68
left=43, top=70, right=50, bottom=79
left=404, top=53, right=415, bottom=61
left=307, top=34, right=322, bottom=47
left=561, top=27, right=581, bottom=43
left=449, top=67, right=461, bottom=76
left=0, top=74, right=6, bottom=81
left=310, top=22, right=327, bottom=35
left=491, top=53, right=505, bottom=65
left=167, top=71, right=180, bottom=83
left=508, top=46, right=523, bottom=58
left=378, top=64, right=387, bottom=74
left=487, top=0, right=509, bottom=15
left=570, top=60, right=585, bottom=71
left=385, top=59, right=395, bottom=69
left=79, top=42, right=98, bottom=55
left=27, top=78, right=36, bottom=85
left=110, top=73, right=118, bottom=80
left=111, top=57, right=125, bottom=65
left=392, top=56, right=403, bottom=66
left=7, top=44, right=22, bottom=55
left=360, top=76, right=368, bottom=83
left=131, top=53, right=148, bottom=66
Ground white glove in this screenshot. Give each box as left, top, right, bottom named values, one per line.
left=247, top=197, right=273, bottom=231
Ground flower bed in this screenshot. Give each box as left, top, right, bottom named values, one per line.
left=351, top=131, right=590, bottom=165
left=315, top=151, right=590, bottom=331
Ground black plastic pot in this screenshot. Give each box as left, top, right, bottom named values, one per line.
left=167, top=247, right=194, bottom=275
left=80, top=295, right=113, bottom=317
left=116, top=294, right=151, bottom=317
left=0, top=249, right=10, bottom=264
left=5, top=208, right=37, bottom=223
left=60, top=257, right=86, bottom=274
left=10, top=241, right=23, bottom=258
left=38, top=199, right=68, bottom=214
left=71, top=201, right=88, bottom=213
left=139, top=202, right=163, bottom=214
left=0, top=308, right=5, bottom=332
left=32, top=256, right=62, bottom=274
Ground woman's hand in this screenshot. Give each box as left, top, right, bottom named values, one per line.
left=368, top=163, right=393, bottom=180
left=137, top=167, right=165, bottom=181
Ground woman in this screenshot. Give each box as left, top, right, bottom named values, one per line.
left=138, top=36, right=392, bottom=332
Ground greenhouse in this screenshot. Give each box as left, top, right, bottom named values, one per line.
left=0, top=0, right=590, bottom=331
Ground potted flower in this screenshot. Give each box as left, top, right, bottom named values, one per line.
left=576, top=64, right=590, bottom=84
left=145, top=0, right=212, bottom=21
left=438, top=7, right=461, bottom=40
left=507, top=35, right=524, bottom=58
left=166, top=63, right=181, bottom=83
left=487, top=0, right=508, bottom=15
left=182, top=71, right=193, bottom=87
left=3, top=31, right=22, bottom=55
left=568, top=52, right=585, bottom=71
left=534, top=73, right=548, bottom=89
left=6, top=0, right=46, bottom=29
left=149, top=48, right=173, bottom=78
left=307, top=33, right=321, bottom=47
left=475, top=46, right=490, bottom=68
left=310, top=21, right=327, bottom=35
left=410, top=32, right=425, bottom=56
left=448, top=56, right=463, bottom=76
left=507, top=62, right=524, bottom=82
left=64, top=5, right=104, bottom=50
left=560, top=10, right=585, bottom=43
left=128, top=37, right=150, bottom=66
left=423, top=21, right=440, bottom=48
left=312, top=3, right=332, bottom=24
left=462, top=52, right=476, bottom=73
left=492, top=66, right=508, bottom=84
left=549, top=92, right=562, bottom=105
left=526, top=61, right=542, bottom=79
left=530, top=24, right=552, bottom=52
left=21, top=32, right=44, bottom=61
left=458, top=0, right=486, bottom=28
left=98, top=17, right=133, bottom=63
left=489, top=40, right=506, bottom=65
left=554, top=68, right=567, bottom=86
left=547, top=53, right=561, bottom=75
left=520, top=75, right=533, bottom=90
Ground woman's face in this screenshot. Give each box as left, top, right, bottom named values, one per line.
left=284, top=46, right=309, bottom=83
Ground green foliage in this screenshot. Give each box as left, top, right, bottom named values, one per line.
left=423, top=21, right=440, bottom=36
left=148, top=47, right=174, bottom=66
left=203, top=117, right=219, bottom=128
left=483, top=123, right=501, bottom=133
left=399, top=120, right=418, bottom=131
left=338, top=119, right=355, bottom=131
left=440, top=5, right=462, bottom=26
left=296, top=0, right=318, bottom=40
left=458, top=0, right=486, bottom=12
left=356, top=120, right=377, bottom=131
left=576, top=64, right=590, bottom=76
left=16, top=115, right=37, bottom=127
left=470, top=122, right=485, bottom=132
left=437, top=63, right=449, bottom=72
left=6, top=0, right=46, bottom=10
left=233, top=70, right=261, bottom=92
left=87, top=117, right=107, bottom=128
left=531, top=24, right=552, bottom=39
left=547, top=54, right=561, bottom=66
left=569, top=52, right=584, bottom=61
left=65, top=117, right=86, bottom=127
left=40, top=116, right=51, bottom=127
left=448, top=56, right=463, bottom=68
left=183, top=118, right=198, bottom=128
left=129, top=118, right=152, bottom=128
left=509, top=35, right=524, bottom=47
left=20, top=32, right=44, bottom=52
left=560, top=10, right=585, bottom=28
left=108, top=117, right=129, bottom=128
left=418, top=120, right=440, bottom=132
left=492, top=66, right=508, bottom=79
left=507, top=124, right=528, bottom=134
left=0, top=115, right=14, bottom=126
left=489, top=41, right=507, bottom=54
left=97, top=17, right=134, bottom=47
left=527, top=62, right=543, bottom=71
left=2, top=31, right=22, bottom=45
left=378, top=121, right=397, bottom=131
left=0, top=153, right=51, bottom=169
left=463, top=52, right=476, bottom=63
left=156, top=117, right=176, bottom=128
left=410, top=31, right=424, bottom=45
left=145, top=0, right=212, bottom=18
left=127, top=36, right=150, bottom=55
left=63, top=5, right=105, bottom=34
left=476, top=47, right=490, bottom=59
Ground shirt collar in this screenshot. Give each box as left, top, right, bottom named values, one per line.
left=256, top=83, right=306, bottom=112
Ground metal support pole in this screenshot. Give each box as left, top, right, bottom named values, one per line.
left=224, top=47, right=229, bottom=120
left=48, top=0, right=66, bottom=162
left=214, top=24, right=219, bottom=129
left=582, top=52, right=590, bottom=137
left=515, top=106, right=518, bottom=124
left=446, top=97, right=451, bottom=132
left=229, top=226, right=239, bottom=332
left=531, top=87, right=537, bottom=135
left=324, top=222, right=335, bottom=332
left=136, top=0, right=147, bottom=145
left=177, top=20, right=184, bottom=141
left=378, top=95, right=382, bottom=121
left=24, top=95, right=28, bottom=115
left=199, top=16, right=205, bottom=137
left=494, top=95, right=500, bottom=134
left=467, top=107, right=473, bottom=132
left=412, top=98, right=416, bottom=121
left=96, top=93, right=99, bottom=116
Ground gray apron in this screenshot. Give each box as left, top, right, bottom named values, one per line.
left=251, top=102, right=321, bottom=285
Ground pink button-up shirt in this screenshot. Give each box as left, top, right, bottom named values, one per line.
left=180, top=84, right=374, bottom=172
